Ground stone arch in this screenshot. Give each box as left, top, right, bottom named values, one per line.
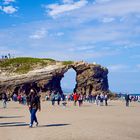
left=0, top=61, right=109, bottom=97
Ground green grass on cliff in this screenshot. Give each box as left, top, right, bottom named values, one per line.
left=0, top=57, right=56, bottom=74
left=62, top=61, right=74, bottom=65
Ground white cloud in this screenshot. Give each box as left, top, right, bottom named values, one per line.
left=63, top=0, right=74, bottom=4
left=108, top=64, right=130, bottom=72
left=68, top=0, right=140, bottom=23
left=3, top=0, right=15, bottom=5
left=49, top=32, right=64, bottom=37
left=46, top=0, right=88, bottom=17
left=68, top=45, right=96, bottom=51
left=73, top=26, right=122, bottom=43
left=1, top=6, right=17, bottom=14
left=102, top=17, right=115, bottom=23
left=0, top=0, right=140, bottom=62
left=137, top=64, right=140, bottom=69
left=38, top=49, right=117, bottom=61
left=56, top=32, right=64, bottom=36
left=95, top=0, right=111, bottom=4
left=0, top=0, right=18, bottom=14
left=29, top=28, right=48, bottom=39
left=131, top=55, right=140, bottom=59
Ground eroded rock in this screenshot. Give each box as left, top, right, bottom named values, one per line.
left=73, top=62, right=109, bottom=95
left=0, top=61, right=109, bottom=96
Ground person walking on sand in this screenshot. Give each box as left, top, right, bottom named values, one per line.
left=78, top=94, right=83, bottom=107
left=2, top=91, right=8, bottom=108
left=51, top=91, right=55, bottom=105
left=100, top=93, right=104, bottom=106
left=125, top=94, right=130, bottom=107
left=104, top=94, right=108, bottom=106
left=95, top=94, right=100, bottom=106
left=27, top=89, right=41, bottom=128
left=17, top=93, right=22, bottom=104
left=73, top=92, right=78, bottom=106
left=55, top=92, right=61, bottom=105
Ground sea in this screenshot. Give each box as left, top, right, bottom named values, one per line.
left=63, top=89, right=140, bottom=96
left=116, top=93, right=140, bottom=97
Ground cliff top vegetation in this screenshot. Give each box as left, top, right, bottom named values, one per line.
left=0, top=57, right=74, bottom=74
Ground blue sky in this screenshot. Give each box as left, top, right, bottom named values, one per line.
left=0, top=0, right=140, bottom=93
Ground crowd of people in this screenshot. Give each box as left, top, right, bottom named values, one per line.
left=12, top=92, right=27, bottom=105
left=1, top=53, right=12, bottom=60
left=1, top=90, right=140, bottom=110
left=67, top=93, right=108, bottom=106
left=116, top=93, right=140, bottom=107
left=0, top=89, right=140, bottom=128
left=44, top=92, right=109, bottom=107
left=124, top=94, right=140, bottom=107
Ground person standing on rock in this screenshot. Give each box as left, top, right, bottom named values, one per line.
left=27, top=89, right=41, bottom=128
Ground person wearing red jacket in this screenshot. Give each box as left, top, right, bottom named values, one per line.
left=73, top=92, right=78, bottom=106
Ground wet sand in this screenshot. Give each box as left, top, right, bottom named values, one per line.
left=0, top=100, right=140, bottom=140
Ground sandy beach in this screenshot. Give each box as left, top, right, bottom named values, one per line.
left=0, top=100, right=140, bottom=140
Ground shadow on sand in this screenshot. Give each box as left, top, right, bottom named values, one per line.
left=0, top=107, right=23, bottom=110
left=0, top=122, right=70, bottom=128
left=39, top=123, right=70, bottom=128
left=0, top=116, right=24, bottom=119
left=0, top=122, right=29, bottom=127
left=106, top=104, right=116, bottom=107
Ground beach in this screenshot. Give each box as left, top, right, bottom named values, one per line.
left=0, top=100, right=140, bottom=140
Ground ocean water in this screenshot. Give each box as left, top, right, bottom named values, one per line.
left=116, top=93, right=140, bottom=96
left=129, top=94, right=140, bottom=96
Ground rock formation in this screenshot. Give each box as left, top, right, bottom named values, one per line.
left=0, top=60, right=109, bottom=96
left=73, top=62, right=109, bottom=95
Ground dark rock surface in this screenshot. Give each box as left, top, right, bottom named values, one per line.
left=0, top=61, right=109, bottom=96
left=73, top=62, right=109, bottom=95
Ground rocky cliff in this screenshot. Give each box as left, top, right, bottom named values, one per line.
left=0, top=58, right=109, bottom=96
left=73, top=62, right=109, bottom=95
